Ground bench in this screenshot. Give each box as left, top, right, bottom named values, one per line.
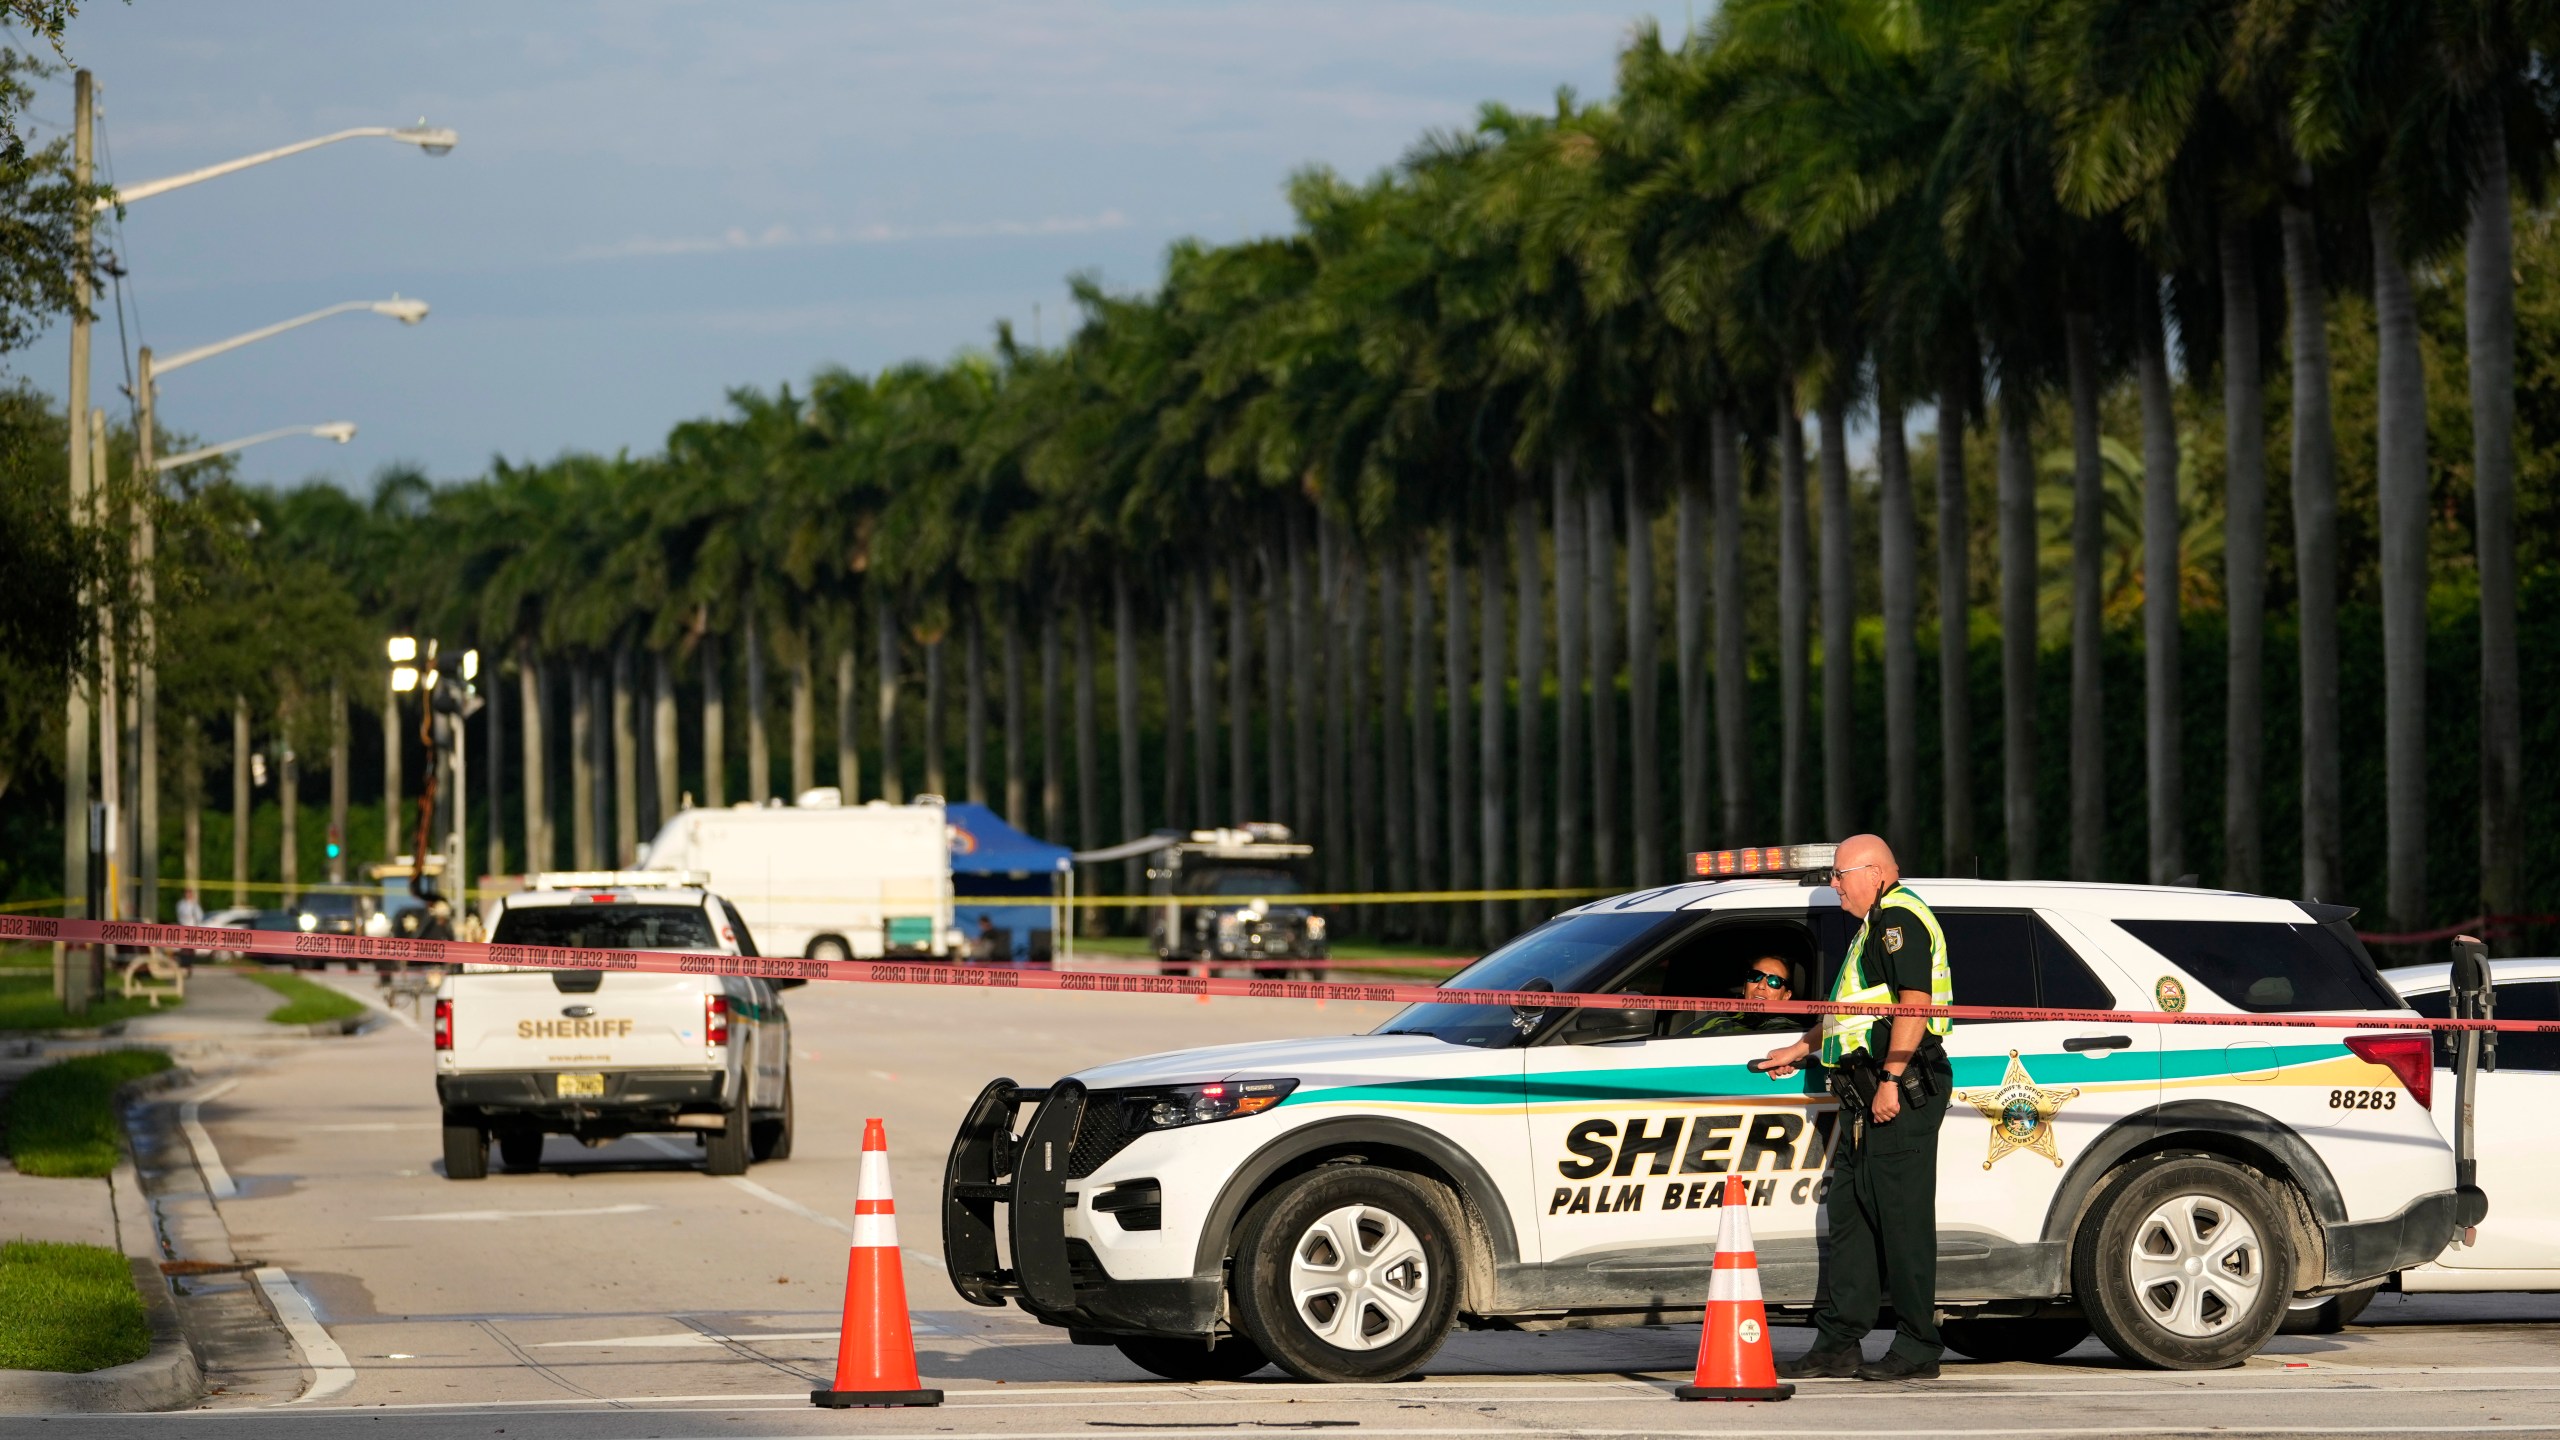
left=118, top=951, right=187, bottom=1008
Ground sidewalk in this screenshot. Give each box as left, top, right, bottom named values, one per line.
left=121, top=968, right=352, bottom=1043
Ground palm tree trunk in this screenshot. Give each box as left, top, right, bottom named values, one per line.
left=1262, top=547, right=1289, bottom=826
left=925, top=636, right=947, bottom=799
left=1553, top=456, right=1586, bottom=888
left=1586, top=476, right=1620, bottom=887
left=1074, top=599, right=1101, bottom=933
left=788, top=649, right=815, bottom=802
left=1443, top=538, right=1484, bottom=942
left=2065, top=312, right=2106, bottom=881
left=966, top=607, right=987, bottom=806
left=1042, top=610, right=1064, bottom=841
left=2220, top=217, right=2266, bottom=893
left=278, top=701, right=298, bottom=903
left=1347, top=556, right=1375, bottom=904
left=1380, top=551, right=1410, bottom=910
left=2372, top=199, right=2429, bottom=929
left=1003, top=616, right=1027, bottom=825
left=2138, top=280, right=2184, bottom=885
left=1228, top=560, right=1252, bottom=819
left=1290, top=512, right=1319, bottom=849
left=1819, top=396, right=1856, bottom=839
left=571, top=657, right=597, bottom=868
left=653, top=650, right=677, bottom=830
left=182, top=729, right=201, bottom=902
left=699, top=631, right=725, bottom=809
left=1321, top=526, right=1350, bottom=892
left=1114, top=575, right=1143, bottom=907
left=1624, top=455, right=1660, bottom=887
left=1160, top=590, right=1185, bottom=828
left=1878, top=392, right=1918, bottom=859
left=1936, top=370, right=1974, bottom=875
left=1481, top=544, right=1508, bottom=942
left=1676, top=428, right=1708, bottom=857
left=745, top=610, right=770, bottom=806
left=2283, top=183, right=2343, bottom=901
left=1713, top=407, right=1747, bottom=844
left=1190, top=571, right=1215, bottom=823
left=614, top=642, right=639, bottom=864
left=382, top=670, right=402, bottom=861
left=1998, top=390, right=2039, bottom=879
left=2469, top=121, right=2523, bottom=934
left=876, top=598, right=903, bottom=804
left=231, top=695, right=249, bottom=905
left=589, top=664, right=612, bottom=866
left=834, top=641, right=860, bottom=804
left=1777, top=387, right=1811, bottom=838
left=1408, top=551, right=1439, bottom=940
left=1510, top=493, right=1542, bottom=923
left=521, top=649, right=549, bottom=868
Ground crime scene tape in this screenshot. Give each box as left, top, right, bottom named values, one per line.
left=15, top=914, right=2559, bottom=1039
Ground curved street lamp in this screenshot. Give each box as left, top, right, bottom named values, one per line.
left=100, top=122, right=458, bottom=209
left=150, top=296, right=429, bottom=377
left=153, top=421, right=356, bottom=472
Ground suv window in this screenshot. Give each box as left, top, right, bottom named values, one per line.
left=1935, top=911, right=2117, bottom=1019
left=491, top=903, right=719, bottom=952
left=1379, top=911, right=1683, bottom=1049
left=2116, top=918, right=2401, bottom=1013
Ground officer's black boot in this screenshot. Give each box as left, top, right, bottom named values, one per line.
left=1775, top=1345, right=1862, bottom=1380
left=1855, top=1351, right=1940, bottom=1381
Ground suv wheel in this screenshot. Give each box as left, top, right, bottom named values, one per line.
left=2074, top=1155, right=2293, bottom=1369
left=442, top=1112, right=488, bottom=1181
left=805, top=935, right=851, bottom=963
left=752, top=1074, right=795, bottom=1162
left=1939, top=1316, right=2093, bottom=1364
left=1231, top=1168, right=1459, bottom=1383
left=703, top=1107, right=751, bottom=1176
left=1113, top=1334, right=1272, bottom=1381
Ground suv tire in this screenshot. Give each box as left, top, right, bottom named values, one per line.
left=2280, top=1284, right=2378, bottom=1335
left=1112, top=1334, right=1272, bottom=1381
left=2074, top=1154, right=2293, bottom=1369
left=497, top=1129, right=544, bottom=1173
left=752, top=1075, right=795, bottom=1162
left=1939, top=1316, right=2093, bottom=1364
left=442, top=1114, right=488, bottom=1181
left=704, top=1106, right=751, bottom=1176
left=1230, top=1167, right=1459, bottom=1383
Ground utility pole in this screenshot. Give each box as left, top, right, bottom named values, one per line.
left=135, top=346, right=161, bottom=921
left=91, top=407, right=116, bottom=1005
left=58, top=69, right=92, bottom=1011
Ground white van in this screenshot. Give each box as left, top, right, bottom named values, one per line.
left=641, top=791, right=953, bottom=961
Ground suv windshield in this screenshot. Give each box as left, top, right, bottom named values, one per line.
left=491, top=903, right=719, bottom=952
left=1181, top=868, right=1304, bottom=898
left=1377, top=911, right=1680, bottom=1049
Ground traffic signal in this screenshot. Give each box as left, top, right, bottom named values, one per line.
left=325, top=824, right=342, bottom=862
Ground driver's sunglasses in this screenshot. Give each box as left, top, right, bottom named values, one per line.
left=1745, top=972, right=1790, bottom=990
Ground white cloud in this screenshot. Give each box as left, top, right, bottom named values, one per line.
left=569, top=208, right=1135, bottom=262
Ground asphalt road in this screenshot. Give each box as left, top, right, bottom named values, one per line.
left=17, top=967, right=2560, bottom=1439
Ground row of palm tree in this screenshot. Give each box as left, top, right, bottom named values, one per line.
left=62, top=0, right=2556, bottom=946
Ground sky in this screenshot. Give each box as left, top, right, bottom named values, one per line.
left=10, top=1, right=1695, bottom=491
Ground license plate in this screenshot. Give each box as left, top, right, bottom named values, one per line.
left=555, top=1072, right=605, bottom=1098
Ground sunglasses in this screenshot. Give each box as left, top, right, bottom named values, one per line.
left=1745, top=972, right=1790, bottom=990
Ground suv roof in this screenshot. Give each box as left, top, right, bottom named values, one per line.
left=1569, top=876, right=2305, bottom=918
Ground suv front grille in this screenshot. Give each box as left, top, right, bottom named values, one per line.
left=1065, top=1093, right=1148, bottom=1179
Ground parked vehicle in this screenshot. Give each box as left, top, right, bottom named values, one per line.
left=640, top=791, right=954, bottom=961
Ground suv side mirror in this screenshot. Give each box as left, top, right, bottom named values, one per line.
left=1564, top=1004, right=1656, bottom=1046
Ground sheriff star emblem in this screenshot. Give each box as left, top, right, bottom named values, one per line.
left=1956, top=1050, right=2081, bottom=1170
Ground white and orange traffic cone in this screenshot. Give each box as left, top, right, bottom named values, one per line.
left=1675, top=1174, right=1794, bottom=1402
left=811, top=1118, right=943, bottom=1409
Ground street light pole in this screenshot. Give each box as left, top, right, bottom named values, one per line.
left=58, top=68, right=91, bottom=1011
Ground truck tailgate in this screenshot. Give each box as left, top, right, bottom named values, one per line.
left=445, top=972, right=712, bottom=1071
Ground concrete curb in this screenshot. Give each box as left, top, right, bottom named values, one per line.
left=0, top=1066, right=206, bottom=1413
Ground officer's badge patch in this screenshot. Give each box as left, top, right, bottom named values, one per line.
left=1956, top=1051, right=2081, bottom=1170
left=1883, top=926, right=1905, bottom=953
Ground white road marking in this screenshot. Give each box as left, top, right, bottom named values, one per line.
left=180, top=1078, right=240, bottom=1200
left=629, top=1133, right=948, bottom=1271
left=314, top=1122, right=434, bottom=1132
left=254, top=1266, right=354, bottom=1404
left=377, top=1202, right=656, bottom=1222
left=531, top=1330, right=839, bottom=1349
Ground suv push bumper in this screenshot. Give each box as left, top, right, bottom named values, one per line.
left=2323, top=1188, right=2462, bottom=1287
left=942, top=1077, right=1222, bottom=1338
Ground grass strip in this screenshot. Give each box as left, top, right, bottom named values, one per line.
left=0, top=1241, right=150, bottom=1372
left=239, top=970, right=368, bottom=1027
left=3, top=1050, right=172, bottom=1178
left=0, top=974, right=173, bottom=1032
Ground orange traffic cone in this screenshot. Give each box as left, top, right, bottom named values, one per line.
left=811, top=1118, right=943, bottom=1409
left=1675, top=1174, right=1793, bottom=1402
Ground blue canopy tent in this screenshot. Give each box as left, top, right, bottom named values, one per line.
left=946, top=802, right=1074, bottom=963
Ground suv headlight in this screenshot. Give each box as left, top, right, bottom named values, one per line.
left=1140, top=1079, right=1298, bottom=1131
left=1303, top=915, right=1326, bottom=940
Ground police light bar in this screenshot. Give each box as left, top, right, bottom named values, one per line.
left=1689, top=843, right=1838, bottom=879
left=527, top=869, right=711, bottom=891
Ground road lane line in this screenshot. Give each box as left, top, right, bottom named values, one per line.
left=376, top=1201, right=656, bottom=1222
left=629, top=1132, right=949, bottom=1270
left=254, top=1266, right=354, bottom=1404
left=180, top=1078, right=240, bottom=1200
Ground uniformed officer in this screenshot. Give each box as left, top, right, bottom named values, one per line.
left=1761, top=833, right=1954, bottom=1381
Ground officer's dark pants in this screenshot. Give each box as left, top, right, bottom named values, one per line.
left=1812, top=1057, right=1952, bottom=1363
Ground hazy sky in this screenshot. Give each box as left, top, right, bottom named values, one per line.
left=11, top=1, right=1692, bottom=490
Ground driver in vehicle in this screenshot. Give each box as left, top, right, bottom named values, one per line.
left=1668, top=954, right=1802, bottom=1038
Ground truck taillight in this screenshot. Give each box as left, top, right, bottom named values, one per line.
left=433, top=997, right=453, bottom=1051
left=705, top=993, right=729, bottom=1047
left=2344, top=1032, right=2432, bottom=1108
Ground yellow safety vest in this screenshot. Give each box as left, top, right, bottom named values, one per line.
left=1820, top=882, right=1953, bottom=1066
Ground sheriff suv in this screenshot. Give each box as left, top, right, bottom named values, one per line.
left=434, top=871, right=797, bottom=1180
left=944, top=860, right=2463, bottom=1383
